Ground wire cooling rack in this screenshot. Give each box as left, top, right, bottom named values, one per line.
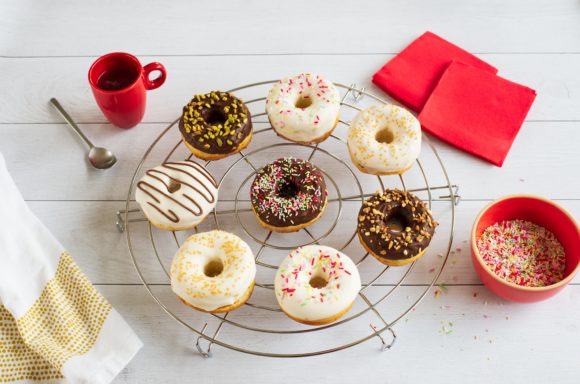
left=117, top=81, right=460, bottom=358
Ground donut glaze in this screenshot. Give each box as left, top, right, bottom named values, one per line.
left=266, top=73, right=340, bottom=144
left=179, top=91, right=252, bottom=158
left=250, top=157, right=327, bottom=232
left=357, top=189, right=437, bottom=266
left=275, top=245, right=361, bottom=325
left=347, top=104, right=421, bottom=175
left=171, top=230, right=256, bottom=312
left=135, top=160, right=218, bottom=231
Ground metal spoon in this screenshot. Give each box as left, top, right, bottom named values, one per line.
left=49, top=98, right=117, bottom=169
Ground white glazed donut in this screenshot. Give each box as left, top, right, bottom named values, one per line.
left=171, top=230, right=256, bottom=313
left=135, top=160, right=218, bottom=231
left=266, top=73, right=341, bottom=144
left=275, top=245, right=361, bottom=325
left=347, top=104, right=421, bottom=175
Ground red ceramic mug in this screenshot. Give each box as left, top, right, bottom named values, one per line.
left=88, top=52, right=166, bottom=128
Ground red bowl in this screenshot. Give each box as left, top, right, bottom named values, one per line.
left=471, top=195, right=580, bottom=302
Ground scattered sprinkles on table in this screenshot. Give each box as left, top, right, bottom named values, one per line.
left=477, top=220, right=566, bottom=287
left=434, top=282, right=448, bottom=298
left=439, top=321, right=454, bottom=335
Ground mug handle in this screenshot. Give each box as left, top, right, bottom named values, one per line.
left=143, top=62, right=167, bottom=90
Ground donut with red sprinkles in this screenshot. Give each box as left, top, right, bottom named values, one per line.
left=250, top=157, right=328, bottom=233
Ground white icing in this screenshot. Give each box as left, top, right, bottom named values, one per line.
left=275, top=245, right=361, bottom=323
left=171, top=230, right=256, bottom=311
left=135, top=160, right=218, bottom=230
left=347, top=104, right=421, bottom=175
left=266, top=73, right=340, bottom=143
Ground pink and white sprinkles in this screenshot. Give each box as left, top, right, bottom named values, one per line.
left=274, top=245, right=361, bottom=323
left=266, top=73, right=340, bottom=143
left=477, top=220, right=566, bottom=287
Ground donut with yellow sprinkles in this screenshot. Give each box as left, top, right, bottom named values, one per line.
left=179, top=91, right=253, bottom=160
left=347, top=104, right=421, bottom=175
left=170, top=230, right=256, bottom=313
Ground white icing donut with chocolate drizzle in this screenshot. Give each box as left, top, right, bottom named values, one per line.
left=266, top=73, right=341, bottom=144
left=135, top=160, right=218, bottom=231
left=347, top=104, right=421, bottom=175
left=275, top=245, right=361, bottom=325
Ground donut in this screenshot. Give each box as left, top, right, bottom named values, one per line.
left=266, top=73, right=341, bottom=144
left=275, top=245, right=361, bottom=325
left=347, top=104, right=421, bottom=175
left=179, top=91, right=253, bottom=160
left=250, top=157, right=328, bottom=233
left=135, top=160, right=218, bottom=231
left=357, top=189, right=437, bottom=266
left=171, top=230, right=256, bottom=313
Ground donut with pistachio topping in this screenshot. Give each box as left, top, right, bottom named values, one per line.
left=179, top=91, right=253, bottom=160
left=357, top=189, right=437, bottom=266
left=250, top=157, right=328, bottom=233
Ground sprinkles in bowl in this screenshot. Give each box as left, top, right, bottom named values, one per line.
left=476, top=219, right=566, bottom=287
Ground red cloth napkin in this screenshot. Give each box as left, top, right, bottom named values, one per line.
left=372, top=31, right=498, bottom=112
left=418, top=61, right=537, bottom=166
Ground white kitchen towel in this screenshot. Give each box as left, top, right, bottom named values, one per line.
left=0, top=152, right=143, bottom=384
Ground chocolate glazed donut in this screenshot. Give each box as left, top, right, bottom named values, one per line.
left=250, top=158, right=328, bottom=233
left=357, top=189, right=437, bottom=266
left=179, top=91, right=252, bottom=160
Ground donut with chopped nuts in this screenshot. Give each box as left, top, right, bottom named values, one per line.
left=250, top=157, right=328, bottom=233
left=179, top=91, right=253, bottom=160
left=357, top=189, right=437, bottom=266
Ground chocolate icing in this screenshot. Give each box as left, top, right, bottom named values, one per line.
left=250, top=158, right=327, bottom=228
left=137, top=161, right=218, bottom=224
left=179, top=91, right=252, bottom=155
left=357, top=189, right=437, bottom=262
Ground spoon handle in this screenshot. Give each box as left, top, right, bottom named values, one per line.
left=50, top=98, right=95, bottom=149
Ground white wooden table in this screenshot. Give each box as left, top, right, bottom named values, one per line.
left=1, top=1, right=579, bottom=382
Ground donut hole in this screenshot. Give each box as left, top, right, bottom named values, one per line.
left=375, top=127, right=395, bottom=144
left=294, top=95, right=313, bottom=109
left=204, top=259, right=224, bottom=278
left=205, top=108, right=227, bottom=126
left=167, top=179, right=181, bottom=193
left=278, top=179, right=299, bottom=198
left=384, top=207, right=412, bottom=233
left=309, top=275, right=328, bottom=289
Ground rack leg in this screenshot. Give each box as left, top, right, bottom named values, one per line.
left=195, top=314, right=228, bottom=358
left=369, top=324, right=397, bottom=352
left=115, top=209, right=146, bottom=233
left=439, top=185, right=461, bottom=206
left=360, top=292, right=397, bottom=351
left=344, top=83, right=365, bottom=102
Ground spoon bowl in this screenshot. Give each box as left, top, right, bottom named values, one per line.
left=89, top=147, right=117, bottom=169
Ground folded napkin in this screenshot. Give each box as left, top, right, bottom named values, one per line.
left=372, top=31, right=498, bottom=112
left=418, top=61, right=537, bottom=166
left=0, top=153, right=142, bottom=383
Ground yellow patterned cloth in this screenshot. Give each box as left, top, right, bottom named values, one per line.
left=0, top=306, right=63, bottom=382
left=0, top=153, right=142, bottom=384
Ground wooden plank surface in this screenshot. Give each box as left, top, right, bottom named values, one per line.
left=1, top=54, right=579, bottom=124
left=0, top=0, right=579, bottom=382
left=1, top=0, right=580, bottom=56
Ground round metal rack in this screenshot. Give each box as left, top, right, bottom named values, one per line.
left=118, top=81, right=459, bottom=358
